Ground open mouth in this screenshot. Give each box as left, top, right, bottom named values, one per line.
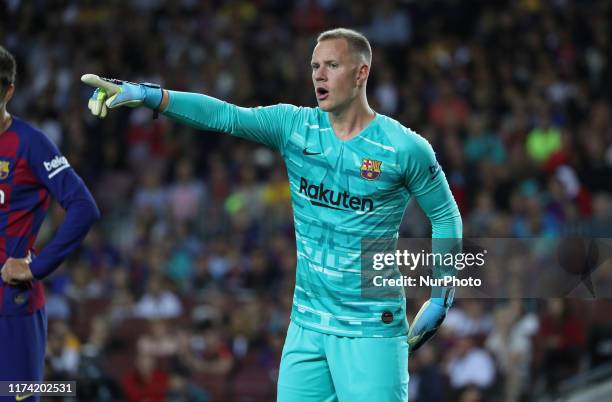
left=316, top=87, right=329, bottom=100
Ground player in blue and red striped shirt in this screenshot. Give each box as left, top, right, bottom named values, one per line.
left=0, top=45, right=100, bottom=401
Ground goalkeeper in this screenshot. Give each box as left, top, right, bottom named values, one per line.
left=83, top=28, right=461, bottom=402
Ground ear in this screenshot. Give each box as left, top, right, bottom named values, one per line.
left=356, top=64, right=369, bottom=88
left=1, top=83, right=15, bottom=106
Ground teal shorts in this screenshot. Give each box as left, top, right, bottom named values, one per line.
left=277, top=321, right=409, bottom=402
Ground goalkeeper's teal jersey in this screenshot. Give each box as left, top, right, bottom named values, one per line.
left=163, top=92, right=462, bottom=338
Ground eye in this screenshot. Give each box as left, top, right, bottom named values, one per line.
left=330, top=63, right=339, bottom=68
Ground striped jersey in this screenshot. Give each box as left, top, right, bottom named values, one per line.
left=0, top=117, right=98, bottom=315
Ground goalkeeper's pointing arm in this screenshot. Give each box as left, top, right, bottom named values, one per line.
left=81, top=74, right=298, bottom=153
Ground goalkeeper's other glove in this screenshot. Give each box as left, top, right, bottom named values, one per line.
left=408, top=287, right=454, bottom=353
left=81, top=74, right=163, bottom=118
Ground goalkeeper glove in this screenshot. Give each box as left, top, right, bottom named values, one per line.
left=408, top=287, right=454, bottom=353
left=81, top=74, right=163, bottom=118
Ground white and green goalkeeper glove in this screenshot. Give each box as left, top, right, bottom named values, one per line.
left=81, top=74, right=163, bottom=118
left=408, top=287, right=454, bottom=353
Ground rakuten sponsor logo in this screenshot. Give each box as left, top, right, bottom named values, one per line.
left=298, top=177, right=375, bottom=212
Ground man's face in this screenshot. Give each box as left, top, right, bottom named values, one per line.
left=0, top=82, right=14, bottom=111
left=311, top=39, right=363, bottom=112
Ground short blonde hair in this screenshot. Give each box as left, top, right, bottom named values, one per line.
left=317, top=28, right=372, bottom=66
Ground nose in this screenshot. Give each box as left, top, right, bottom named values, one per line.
left=314, top=66, right=326, bottom=81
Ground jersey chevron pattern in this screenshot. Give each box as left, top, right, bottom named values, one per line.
left=164, top=92, right=461, bottom=337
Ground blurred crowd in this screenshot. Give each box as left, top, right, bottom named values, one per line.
left=2, top=0, right=612, bottom=401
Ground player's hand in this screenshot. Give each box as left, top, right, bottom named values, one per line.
left=407, top=298, right=449, bottom=354
left=81, top=74, right=163, bottom=118
left=1, top=252, right=33, bottom=286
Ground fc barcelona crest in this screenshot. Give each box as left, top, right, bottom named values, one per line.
left=0, top=161, right=9, bottom=180
left=14, top=293, right=27, bottom=305
left=360, top=159, right=382, bottom=181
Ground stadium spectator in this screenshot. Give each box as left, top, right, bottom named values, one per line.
left=121, top=352, right=170, bottom=402
left=133, top=274, right=183, bottom=319
left=446, top=337, right=496, bottom=397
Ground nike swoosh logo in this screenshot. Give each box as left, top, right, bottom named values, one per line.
left=302, top=148, right=321, bottom=156
left=16, top=393, right=34, bottom=401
